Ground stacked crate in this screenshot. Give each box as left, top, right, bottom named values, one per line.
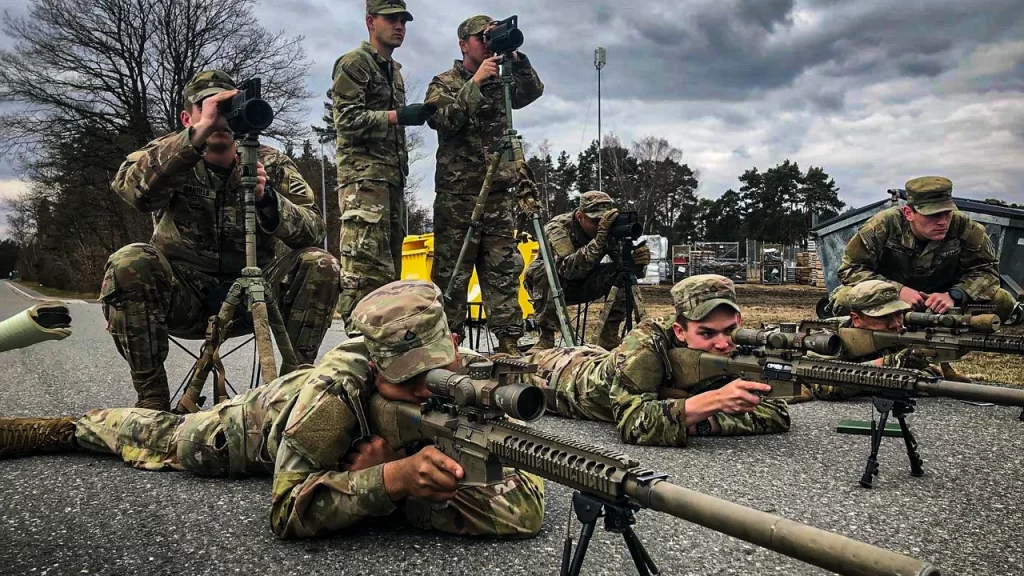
left=794, top=251, right=826, bottom=286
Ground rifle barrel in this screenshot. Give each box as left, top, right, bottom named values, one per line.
left=917, top=379, right=1024, bottom=406
left=627, top=478, right=939, bottom=576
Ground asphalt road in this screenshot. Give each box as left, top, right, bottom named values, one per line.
left=1, top=281, right=1022, bottom=576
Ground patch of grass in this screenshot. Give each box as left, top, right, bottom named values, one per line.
left=13, top=280, right=98, bottom=301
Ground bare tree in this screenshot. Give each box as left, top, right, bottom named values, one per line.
left=0, top=0, right=313, bottom=290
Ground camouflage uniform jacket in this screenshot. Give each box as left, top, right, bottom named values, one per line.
left=111, top=129, right=324, bottom=277
left=525, top=211, right=617, bottom=286
left=531, top=319, right=693, bottom=446
left=332, top=41, right=408, bottom=187
left=427, top=56, right=544, bottom=195
left=837, top=208, right=1001, bottom=300
left=251, top=339, right=484, bottom=538
left=266, top=338, right=489, bottom=537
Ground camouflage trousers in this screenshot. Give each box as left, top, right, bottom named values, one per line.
left=337, top=179, right=406, bottom=332
left=526, top=261, right=627, bottom=344
left=431, top=190, right=524, bottom=338
left=74, top=405, right=544, bottom=537
left=831, top=285, right=1017, bottom=322
left=100, top=243, right=340, bottom=410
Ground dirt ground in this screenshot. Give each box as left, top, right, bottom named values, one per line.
left=620, top=283, right=1023, bottom=386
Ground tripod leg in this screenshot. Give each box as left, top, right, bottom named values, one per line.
left=175, top=290, right=239, bottom=414
left=249, top=300, right=278, bottom=386
left=264, top=295, right=301, bottom=374
left=859, top=398, right=893, bottom=488
left=592, top=286, right=619, bottom=346
left=894, top=408, right=924, bottom=477
left=630, top=285, right=647, bottom=324
left=622, top=526, right=659, bottom=576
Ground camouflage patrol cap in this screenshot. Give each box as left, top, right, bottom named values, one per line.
left=458, top=15, right=493, bottom=39
left=905, top=176, right=956, bottom=216
left=578, top=190, right=615, bottom=219
left=366, top=0, right=413, bottom=20
left=351, top=280, right=454, bottom=383
left=671, top=274, right=741, bottom=321
left=183, top=70, right=237, bottom=105
left=841, top=280, right=911, bottom=318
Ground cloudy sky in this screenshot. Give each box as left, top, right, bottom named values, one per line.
left=1, top=0, right=1023, bottom=237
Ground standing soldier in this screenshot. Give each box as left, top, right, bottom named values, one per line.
left=332, top=0, right=436, bottom=329
left=426, top=15, right=544, bottom=354
left=104, top=70, right=339, bottom=411
left=834, top=176, right=1018, bottom=321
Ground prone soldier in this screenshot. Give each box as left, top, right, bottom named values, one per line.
left=522, top=274, right=790, bottom=446
left=332, top=0, right=437, bottom=329
left=523, top=191, right=650, bottom=351
left=0, top=281, right=544, bottom=539
left=105, top=70, right=338, bottom=411
left=426, top=15, right=545, bottom=354
left=811, top=280, right=941, bottom=401
left=834, top=176, right=1017, bottom=321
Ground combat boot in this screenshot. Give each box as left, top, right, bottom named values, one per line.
left=496, top=334, right=523, bottom=357
left=528, top=328, right=556, bottom=353
left=132, top=366, right=171, bottom=411
left=0, top=416, right=78, bottom=459
left=596, top=320, right=624, bottom=351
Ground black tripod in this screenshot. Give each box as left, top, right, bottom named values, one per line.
left=594, top=238, right=646, bottom=342
left=859, top=396, right=924, bottom=488
left=561, top=492, right=659, bottom=576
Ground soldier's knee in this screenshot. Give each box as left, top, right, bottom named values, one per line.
left=992, top=288, right=1018, bottom=322
left=101, top=243, right=167, bottom=306
left=294, top=248, right=341, bottom=280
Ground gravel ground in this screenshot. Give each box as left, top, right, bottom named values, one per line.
left=1, top=282, right=1022, bottom=576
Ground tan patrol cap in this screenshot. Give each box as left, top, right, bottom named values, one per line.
left=351, top=280, right=454, bottom=383
left=578, top=190, right=615, bottom=219
left=671, top=274, right=741, bottom=321
left=841, top=280, right=912, bottom=318
left=905, top=176, right=956, bottom=216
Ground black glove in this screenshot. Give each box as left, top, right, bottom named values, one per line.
left=395, top=103, right=436, bottom=126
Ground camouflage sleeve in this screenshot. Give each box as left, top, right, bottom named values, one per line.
left=425, top=74, right=482, bottom=134
left=509, top=53, right=544, bottom=109
left=954, top=219, right=1001, bottom=300
left=110, top=129, right=202, bottom=212
left=836, top=216, right=900, bottom=291
left=610, top=327, right=689, bottom=447
left=548, top=220, right=608, bottom=281
left=258, top=149, right=326, bottom=248
left=270, top=358, right=396, bottom=539
left=332, top=56, right=391, bottom=142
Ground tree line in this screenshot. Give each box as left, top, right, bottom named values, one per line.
left=526, top=137, right=846, bottom=248
left=0, top=0, right=845, bottom=292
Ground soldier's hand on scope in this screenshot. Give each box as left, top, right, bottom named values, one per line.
left=594, top=209, right=619, bottom=246
left=472, top=56, right=501, bottom=85
left=383, top=445, right=463, bottom=503
left=899, top=286, right=928, bottom=311
left=341, top=435, right=403, bottom=472
left=924, top=292, right=954, bottom=314
left=715, top=379, right=770, bottom=414
left=395, top=103, right=437, bottom=126
left=632, top=244, right=651, bottom=268
left=190, top=89, right=238, bottom=146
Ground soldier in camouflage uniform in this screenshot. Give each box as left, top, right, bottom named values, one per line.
left=333, top=0, right=437, bottom=329
left=524, top=191, right=651, bottom=350
left=0, top=280, right=544, bottom=540
left=522, top=274, right=790, bottom=447
left=812, top=280, right=941, bottom=401
left=835, top=176, right=1017, bottom=321
left=105, top=70, right=339, bottom=411
left=426, top=15, right=545, bottom=354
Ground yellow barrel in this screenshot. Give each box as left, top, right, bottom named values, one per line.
left=401, top=233, right=537, bottom=320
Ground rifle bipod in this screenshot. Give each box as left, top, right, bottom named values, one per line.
left=560, top=492, right=659, bottom=576
left=859, top=396, right=924, bottom=488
